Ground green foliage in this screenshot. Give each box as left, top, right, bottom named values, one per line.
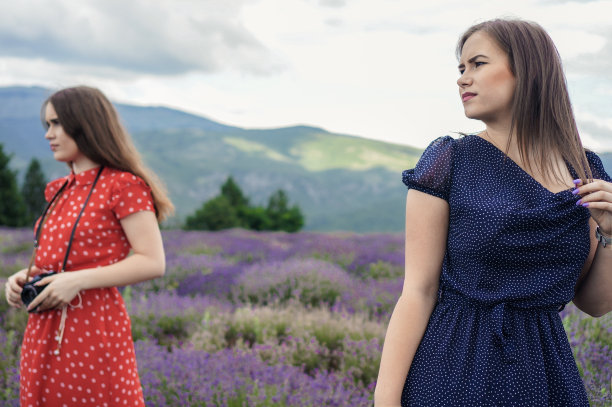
left=266, top=190, right=304, bottom=232
left=240, top=206, right=271, bottom=231
left=0, top=328, right=20, bottom=402
left=232, top=260, right=352, bottom=308
left=221, top=176, right=249, bottom=207
left=184, top=177, right=304, bottom=232
left=21, top=158, right=47, bottom=226
left=0, top=241, right=32, bottom=255
left=0, top=279, right=27, bottom=403
left=184, top=195, right=241, bottom=231
left=562, top=306, right=612, bottom=404
left=190, top=303, right=385, bottom=386
left=364, top=260, right=403, bottom=280
left=0, top=144, right=26, bottom=226
left=131, top=313, right=198, bottom=349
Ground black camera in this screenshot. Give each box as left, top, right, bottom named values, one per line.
left=21, top=272, right=56, bottom=312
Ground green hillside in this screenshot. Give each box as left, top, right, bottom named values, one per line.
left=5, top=86, right=608, bottom=232
left=0, top=86, right=423, bottom=232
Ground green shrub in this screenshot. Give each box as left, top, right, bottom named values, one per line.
left=364, top=260, right=403, bottom=280
left=190, top=302, right=385, bottom=386
left=233, top=259, right=354, bottom=308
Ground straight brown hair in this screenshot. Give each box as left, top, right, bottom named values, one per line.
left=456, top=18, right=592, bottom=183
left=42, top=86, right=174, bottom=221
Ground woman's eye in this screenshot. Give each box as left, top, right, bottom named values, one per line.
left=474, top=61, right=485, bottom=67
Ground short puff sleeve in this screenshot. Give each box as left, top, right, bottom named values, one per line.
left=402, top=136, right=454, bottom=201
left=109, top=172, right=155, bottom=220
left=586, top=150, right=612, bottom=183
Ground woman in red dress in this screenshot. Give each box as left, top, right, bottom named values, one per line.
left=4, top=86, right=174, bottom=406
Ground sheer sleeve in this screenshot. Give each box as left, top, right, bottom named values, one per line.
left=586, top=151, right=612, bottom=183
left=402, top=136, right=455, bottom=201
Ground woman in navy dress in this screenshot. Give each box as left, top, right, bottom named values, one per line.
left=374, top=19, right=612, bottom=406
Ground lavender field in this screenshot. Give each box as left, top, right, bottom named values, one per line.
left=0, top=227, right=610, bottom=406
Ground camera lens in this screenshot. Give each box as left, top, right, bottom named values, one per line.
left=21, top=285, right=39, bottom=306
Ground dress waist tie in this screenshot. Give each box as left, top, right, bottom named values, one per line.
left=439, top=289, right=565, bottom=364
left=54, top=292, right=83, bottom=356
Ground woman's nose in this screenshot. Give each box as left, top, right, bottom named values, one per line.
left=457, top=72, right=472, bottom=88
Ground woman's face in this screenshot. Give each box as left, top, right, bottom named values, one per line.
left=44, top=103, right=84, bottom=164
left=457, top=31, right=516, bottom=125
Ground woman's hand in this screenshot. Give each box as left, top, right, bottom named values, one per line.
left=26, top=271, right=83, bottom=312
left=5, top=267, right=34, bottom=308
left=574, top=178, right=612, bottom=235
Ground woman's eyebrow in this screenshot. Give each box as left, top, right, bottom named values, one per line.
left=458, top=54, right=489, bottom=70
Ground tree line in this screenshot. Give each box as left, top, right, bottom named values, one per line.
left=0, top=144, right=47, bottom=227
left=0, top=143, right=304, bottom=232
left=184, top=176, right=304, bottom=232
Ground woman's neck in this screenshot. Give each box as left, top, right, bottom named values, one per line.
left=71, top=156, right=100, bottom=174
left=482, top=124, right=518, bottom=156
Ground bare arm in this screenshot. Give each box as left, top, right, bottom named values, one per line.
left=374, top=189, right=449, bottom=406
left=573, top=220, right=612, bottom=317
left=572, top=178, right=612, bottom=317
left=26, top=210, right=165, bottom=312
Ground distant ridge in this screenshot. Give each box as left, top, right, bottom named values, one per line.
left=2, top=86, right=610, bottom=231
left=0, top=86, right=423, bottom=232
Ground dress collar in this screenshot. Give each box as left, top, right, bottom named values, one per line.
left=67, top=166, right=103, bottom=187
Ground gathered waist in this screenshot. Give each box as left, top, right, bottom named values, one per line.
left=438, top=289, right=565, bottom=313
left=438, top=289, right=565, bottom=364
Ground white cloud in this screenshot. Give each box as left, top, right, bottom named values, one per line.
left=0, top=0, right=611, bottom=151
left=0, top=0, right=281, bottom=75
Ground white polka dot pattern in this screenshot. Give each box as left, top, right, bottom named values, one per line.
left=21, top=167, right=153, bottom=406
left=398, top=135, right=610, bottom=406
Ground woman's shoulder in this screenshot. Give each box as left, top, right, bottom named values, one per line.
left=584, top=149, right=611, bottom=181
left=420, top=133, right=475, bottom=157
left=425, top=133, right=478, bottom=146
left=402, top=134, right=473, bottom=200
left=585, top=149, right=605, bottom=163
left=103, top=167, right=150, bottom=188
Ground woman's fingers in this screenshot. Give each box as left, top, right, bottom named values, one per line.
left=573, top=179, right=612, bottom=235
left=5, top=284, right=22, bottom=308
left=573, top=179, right=612, bottom=195
left=575, top=190, right=612, bottom=208
left=27, top=273, right=79, bottom=312
left=5, top=269, right=30, bottom=308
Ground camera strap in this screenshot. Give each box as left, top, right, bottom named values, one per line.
left=25, top=166, right=105, bottom=283
left=61, top=166, right=104, bottom=272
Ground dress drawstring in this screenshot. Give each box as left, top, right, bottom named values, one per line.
left=440, top=289, right=564, bottom=364
left=54, top=292, right=83, bottom=356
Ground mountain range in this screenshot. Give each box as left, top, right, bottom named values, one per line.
left=1, top=86, right=610, bottom=232
left=0, top=86, right=425, bottom=231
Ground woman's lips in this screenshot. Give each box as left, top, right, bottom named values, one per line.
left=462, top=92, right=476, bottom=102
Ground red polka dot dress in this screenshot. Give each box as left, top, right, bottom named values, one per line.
left=20, top=166, right=154, bottom=407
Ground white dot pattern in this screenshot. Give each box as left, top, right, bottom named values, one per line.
left=399, top=135, right=610, bottom=406
left=21, top=167, right=154, bottom=406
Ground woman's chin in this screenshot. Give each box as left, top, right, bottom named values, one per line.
left=51, top=152, right=71, bottom=163
left=462, top=108, right=479, bottom=120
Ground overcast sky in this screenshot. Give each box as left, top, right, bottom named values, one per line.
left=1, top=0, right=611, bottom=151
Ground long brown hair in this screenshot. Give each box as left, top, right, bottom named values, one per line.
left=456, top=19, right=592, bottom=183
left=42, top=86, right=174, bottom=221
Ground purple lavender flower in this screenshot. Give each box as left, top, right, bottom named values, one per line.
left=234, top=259, right=355, bottom=307
left=135, top=342, right=373, bottom=406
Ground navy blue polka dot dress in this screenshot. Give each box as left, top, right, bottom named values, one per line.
left=400, top=134, right=611, bottom=406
